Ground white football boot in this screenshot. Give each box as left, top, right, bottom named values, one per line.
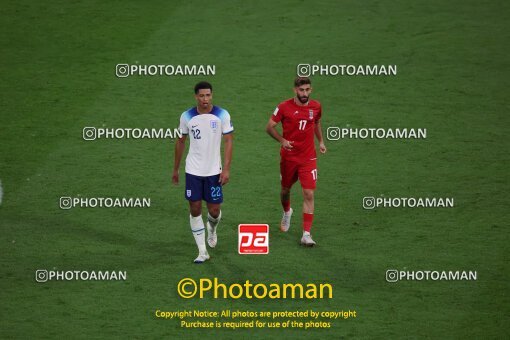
left=280, top=208, right=293, bottom=232
left=300, top=233, right=316, bottom=247
left=206, top=221, right=217, bottom=248
left=193, top=253, right=210, bottom=263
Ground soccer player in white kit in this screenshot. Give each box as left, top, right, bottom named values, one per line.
left=172, top=81, right=234, bottom=263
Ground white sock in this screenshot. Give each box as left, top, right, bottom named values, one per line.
left=190, top=215, right=207, bottom=255
left=207, top=210, right=222, bottom=231
left=303, top=231, right=310, bottom=236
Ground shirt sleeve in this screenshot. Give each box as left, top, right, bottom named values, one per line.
left=271, top=104, right=283, bottom=123
left=221, top=110, right=234, bottom=134
left=315, top=104, right=322, bottom=123
left=179, top=113, right=189, bottom=135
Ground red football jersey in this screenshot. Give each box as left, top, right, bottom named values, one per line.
left=271, top=98, right=322, bottom=162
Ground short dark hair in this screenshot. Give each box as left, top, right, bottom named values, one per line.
left=294, top=77, right=311, bottom=87
left=194, top=81, right=213, bottom=94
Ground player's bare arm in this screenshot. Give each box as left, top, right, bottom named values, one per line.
left=219, top=133, right=233, bottom=185
left=172, top=135, right=187, bottom=185
left=314, top=121, right=327, bottom=154
left=266, top=117, right=293, bottom=150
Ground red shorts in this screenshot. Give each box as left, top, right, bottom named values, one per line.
left=280, top=158, right=318, bottom=190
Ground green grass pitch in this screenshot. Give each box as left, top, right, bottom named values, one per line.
left=1, top=0, right=508, bottom=338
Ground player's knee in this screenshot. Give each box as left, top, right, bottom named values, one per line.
left=208, top=205, right=220, bottom=217
left=303, top=189, right=314, bottom=201
left=189, top=202, right=202, bottom=216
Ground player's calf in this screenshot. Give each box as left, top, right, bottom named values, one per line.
left=190, top=214, right=209, bottom=262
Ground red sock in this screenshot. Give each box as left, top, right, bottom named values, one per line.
left=282, top=200, right=291, bottom=213
left=303, top=213, right=314, bottom=232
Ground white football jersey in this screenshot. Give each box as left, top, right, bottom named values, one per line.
left=179, top=105, right=234, bottom=176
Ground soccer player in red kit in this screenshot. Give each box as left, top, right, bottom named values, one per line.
left=266, top=77, right=327, bottom=246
